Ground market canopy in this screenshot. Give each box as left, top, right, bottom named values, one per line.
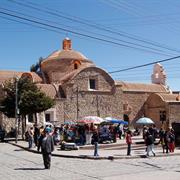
left=104, top=117, right=128, bottom=125
left=76, top=116, right=105, bottom=124
left=136, top=117, right=154, bottom=125
left=64, top=121, right=76, bottom=125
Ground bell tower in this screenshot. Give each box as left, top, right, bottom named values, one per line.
left=62, top=37, right=72, bottom=50
left=151, top=63, right=167, bottom=85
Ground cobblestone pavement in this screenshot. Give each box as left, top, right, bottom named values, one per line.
left=1, top=143, right=180, bottom=180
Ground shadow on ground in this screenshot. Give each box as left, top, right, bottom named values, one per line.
left=14, top=167, right=45, bottom=170
left=14, top=148, right=25, bottom=152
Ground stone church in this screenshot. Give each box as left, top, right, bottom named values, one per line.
left=0, top=38, right=180, bottom=133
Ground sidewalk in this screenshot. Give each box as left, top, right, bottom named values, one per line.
left=8, top=136, right=180, bottom=160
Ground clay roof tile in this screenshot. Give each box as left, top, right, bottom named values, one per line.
left=115, top=81, right=168, bottom=92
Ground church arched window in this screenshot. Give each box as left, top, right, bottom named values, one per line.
left=74, top=63, right=78, bottom=69
left=73, top=60, right=81, bottom=70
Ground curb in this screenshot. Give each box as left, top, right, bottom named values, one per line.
left=8, top=142, right=112, bottom=160
left=8, top=142, right=180, bottom=160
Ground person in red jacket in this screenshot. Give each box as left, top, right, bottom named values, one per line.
left=126, top=130, right=132, bottom=156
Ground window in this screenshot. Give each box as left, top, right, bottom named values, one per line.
left=45, top=113, right=51, bottom=122
left=73, top=60, right=81, bottom=70
left=123, top=114, right=129, bottom=123
left=160, top=111, right=166, bottom=122
left=59, top=86, right=66, bottom=98
left=74, top=63, right=78, bottom=69
left=89, top=79, right=96, bottom=90
left=28, top=114, right=34, bottom=123
left=45, top=109, right=56, bottom=123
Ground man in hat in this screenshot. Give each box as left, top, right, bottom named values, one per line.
left=41, top=127, right=54, bottom=169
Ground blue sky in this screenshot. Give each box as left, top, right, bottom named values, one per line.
left=1, top=0, right=180, bottom=90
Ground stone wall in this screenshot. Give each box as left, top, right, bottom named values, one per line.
left=0, top=113, right=16, bottom=135
left=144, top=94, right=180, bottom=129
left=54, top=68, right=123, bottom=122
left=169, top=102, right=180, bottom=125
left=144, top=93, right=166, bottom=128
left=122, top=91, right=151, bottom=125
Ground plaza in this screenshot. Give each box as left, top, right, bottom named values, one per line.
left=0, top=141, right=180, bottom=180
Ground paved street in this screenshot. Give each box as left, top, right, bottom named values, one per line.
left=0, top=143, right=180, bottom=180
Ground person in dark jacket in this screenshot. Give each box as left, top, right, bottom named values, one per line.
left=145, top=131, right=156, bottom=157
left=91, top=129, right=99, bottom=156
left=41, top=127, right=54, bottom=169
left=33, top=125, right=40, bottom=147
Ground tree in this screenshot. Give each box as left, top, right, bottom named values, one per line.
left=0, top=77, right=55, bottom=135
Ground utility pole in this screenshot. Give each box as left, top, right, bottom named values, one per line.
left=15, top=77, right=19, bottom=143
left=96, top=94, right=100, bottom=117
left=76, top=86, right=79, bottom=120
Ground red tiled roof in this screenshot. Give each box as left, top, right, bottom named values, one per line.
left=21, top=72, right=43, bottom=83
left=37, top=84, right=57, bottom=98
left=43, top=49, right=87, bottom=63
left=115, top=81, right=168, bottom=92
left=158, top=93, right=180, bottom=102
left=0, top=71, right=24, bottom=83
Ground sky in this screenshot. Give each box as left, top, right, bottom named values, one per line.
left=1, top=0, right=180, bottom=90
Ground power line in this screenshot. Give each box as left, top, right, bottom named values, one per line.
left=43, top=55, right=180, bottom=82
left=7, top=0, right=180, bottom=54
left=0, top=14, right=65, bottom=34
left=98, top=0, right=180, bottom=53
left=0, top=7, right=174, bottom=56
left=109, top=55, right=180, bottom=74
left=0, top=10, right=174, bottom=56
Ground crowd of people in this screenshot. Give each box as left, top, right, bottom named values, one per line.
left=26, top=123, right=129, bottom=149
left=143, top=125, right=176, bottom=157
left=25, top=123, right=176, bottom=159
left=159, top=127, right=175, bottom=153
left=26, top=125, right=54, bottom=169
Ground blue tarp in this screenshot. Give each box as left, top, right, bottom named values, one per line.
left=104, top=119, right=128, bottom=125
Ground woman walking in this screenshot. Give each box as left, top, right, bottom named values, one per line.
left=126, top=130, right=132, bottom=156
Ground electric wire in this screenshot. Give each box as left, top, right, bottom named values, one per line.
left=2, top=0, right=180, bottom=83
left=6, top=0, right=180, bottom=54
left=0, top=10, right=175, bottom=57
left=108, top=55, right=180, bottom=74
left=98, top=0, right=180, bottom=53
left=0, top=7, right=175, bottom=56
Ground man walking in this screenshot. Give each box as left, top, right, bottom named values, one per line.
left=145, top=131, right=156, bottom=157
left=28, top=127, right=34, bottom=149
left=91, top=129, right=99, bottom=157
left=41, top=127, right=54, bottom=169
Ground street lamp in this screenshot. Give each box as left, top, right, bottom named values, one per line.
left=76, top=86, right=79, bottom=120
left=15, top=77, right=19, bottom=143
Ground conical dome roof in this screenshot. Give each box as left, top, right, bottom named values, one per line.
left=43, top=38, right=87, bottom=61
left=40, top=38, right=95, bottom=83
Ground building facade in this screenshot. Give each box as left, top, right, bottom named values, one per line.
left=0, top=38, right=180, bottom=133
